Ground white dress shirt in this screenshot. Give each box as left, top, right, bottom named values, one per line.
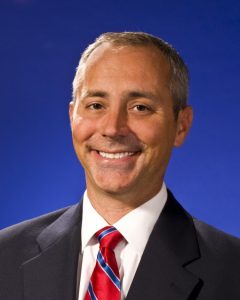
left=78, top=183, right=167, bottom=300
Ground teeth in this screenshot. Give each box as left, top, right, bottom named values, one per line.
left=98, top=151, right=134, bottom=159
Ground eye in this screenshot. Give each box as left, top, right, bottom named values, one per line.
left=87, top=103, right=103, bottom=110
left=133, top=104, right=150, bottom=112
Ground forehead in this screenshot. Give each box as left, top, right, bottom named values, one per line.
left=89, top=42, right=168, bottom=63
left=82, top=43, right=171, bottom=84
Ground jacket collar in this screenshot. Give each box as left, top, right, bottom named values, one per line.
left=126, top=190, right=201, bottom=300
left=21, top=201, right=83, bottom=300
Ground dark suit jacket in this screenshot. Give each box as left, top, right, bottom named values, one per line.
left=0, top=191, right=240, bottom=300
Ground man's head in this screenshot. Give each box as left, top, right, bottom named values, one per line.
left=69, top=32, right=193, bottom=205
left=72, top=32, right=189, bottom=119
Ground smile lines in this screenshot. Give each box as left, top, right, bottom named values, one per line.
left=98, top=151, right=135, bottom=159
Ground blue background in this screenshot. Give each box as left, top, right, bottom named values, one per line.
left=0, top=0, right=239, bottom=237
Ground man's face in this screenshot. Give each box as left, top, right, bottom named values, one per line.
left=70, top=44, right=192, bottom=203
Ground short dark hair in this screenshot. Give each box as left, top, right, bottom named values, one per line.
left=72, top=32, right=189, bottom=117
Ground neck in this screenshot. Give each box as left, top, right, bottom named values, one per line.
left=86, top=183, right=163, bottom=224
left=90, top=199, right=133, bottom=224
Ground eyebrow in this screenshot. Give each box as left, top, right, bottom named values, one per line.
left=81, top=89, right=159, bottom=102
left=126, top=91, right=158, bottom=102
left=81, top=90, right=108, bottom=99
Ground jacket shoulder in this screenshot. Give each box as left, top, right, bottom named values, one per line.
left=0, top=206, right=77, bottom=299
left=190, top=217, right=240, bottom=298
left=193, top=217, right=240, bottom=254
left=0, top=207, right=70, bottom=260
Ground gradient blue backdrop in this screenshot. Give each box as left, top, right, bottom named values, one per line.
left=0, top=0, right=239, bottom=237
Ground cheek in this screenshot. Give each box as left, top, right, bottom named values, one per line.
left=131, top=117, right=177, bottom=160
left=132, top=120, right=163, bottom=146
left=72, top=116, right=96, bottom=143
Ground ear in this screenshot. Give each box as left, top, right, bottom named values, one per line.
left=174, top=106, right=193, bottom=147
left=69, top=101, right=74, bottom=129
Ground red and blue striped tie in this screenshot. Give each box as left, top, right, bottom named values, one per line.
left=84, top=226, right=123, bottom=300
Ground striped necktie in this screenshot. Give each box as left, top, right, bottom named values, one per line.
left=84, top=226, right=123, bottom=300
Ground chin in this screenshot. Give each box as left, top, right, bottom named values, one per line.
left=98, top=183, right=131, bottom=195
left=86, top=169, right=140, bottom=195
left=93, top=177, right=136, bottom=196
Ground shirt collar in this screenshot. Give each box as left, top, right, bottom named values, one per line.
left=114, top=183, right=167, bottom=254
left=81, top=183, right=167, bottom=254
left=81, top=190, right=109, bottom=252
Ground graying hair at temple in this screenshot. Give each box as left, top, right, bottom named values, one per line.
left=72, top=31, right=189, bottom=117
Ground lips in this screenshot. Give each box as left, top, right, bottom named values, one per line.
left=98, top=151, right=135, bottom=159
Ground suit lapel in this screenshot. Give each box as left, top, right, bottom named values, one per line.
left=21, top=202, right=82, bottom=300
left=126, top=191, right=201, bottom=300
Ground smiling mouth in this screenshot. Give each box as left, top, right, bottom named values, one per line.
left=97, top=151, right=137, bottom=159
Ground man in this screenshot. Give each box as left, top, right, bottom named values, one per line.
left=0, top=32, right=240, bottom=300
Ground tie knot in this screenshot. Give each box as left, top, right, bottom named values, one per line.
left=95, top=226, right=122, bottom=249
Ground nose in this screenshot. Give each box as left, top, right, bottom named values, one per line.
left=100, top=107, right=130, bottom=138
